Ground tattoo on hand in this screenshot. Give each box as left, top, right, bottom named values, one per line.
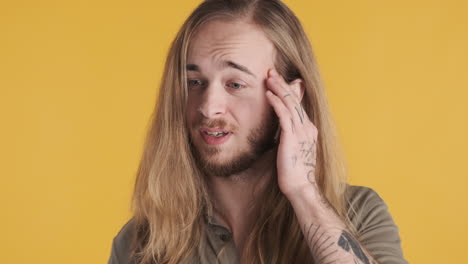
left=298, top=140, right=331, bottom=208
left=306, top=170, right=315, bottom=184
left=292, top=155, right=298, bottom=167
left=295, top=105, right=304, bottom=124
left=299, top=141, right=317, bottom=182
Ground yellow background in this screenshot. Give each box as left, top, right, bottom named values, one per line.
left=1, top=0, right=467, bottom=263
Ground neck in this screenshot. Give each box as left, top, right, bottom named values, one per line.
left=206, top=148, right=277, bottom=252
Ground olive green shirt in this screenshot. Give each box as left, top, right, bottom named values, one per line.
left=107, top=185, right=408, bottom=264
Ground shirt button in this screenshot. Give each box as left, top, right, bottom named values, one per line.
left=220, top=234, right=231, bottom=242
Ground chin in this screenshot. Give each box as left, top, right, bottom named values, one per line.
left=196, top=142, right=243, bottom=165
left=191, top=143, right=258, bottom=177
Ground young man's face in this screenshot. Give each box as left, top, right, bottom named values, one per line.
left=186, top=19, right=278, bottom=177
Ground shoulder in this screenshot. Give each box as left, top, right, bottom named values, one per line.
left=108, top=218, right=136, bottom=264
left=344, top=185, right=408, bottom=264
left=345, top=185, right=387, bottom=219
left=344, top=184, right=394, bottom=235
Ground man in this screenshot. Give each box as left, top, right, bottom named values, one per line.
left=108, top=0, right=407, bottom=263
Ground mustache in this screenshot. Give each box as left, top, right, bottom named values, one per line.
left=194, top=118, right=238, bottom=131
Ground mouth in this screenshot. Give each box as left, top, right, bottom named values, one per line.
left=199, top=128, right=232, bottom=145
left=202, top=131, right=229, bottom=137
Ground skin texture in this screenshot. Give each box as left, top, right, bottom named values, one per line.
left=186, top=19, right=376, bottom=264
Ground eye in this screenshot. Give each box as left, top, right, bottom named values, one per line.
left=187, top=79, right=204, bottom=89
left=226, top=82, right=246, bottom=89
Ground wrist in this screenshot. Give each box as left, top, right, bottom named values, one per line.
left=285, top=183, right=322, bottom=209
left=286, top=184, right=345, bottom=229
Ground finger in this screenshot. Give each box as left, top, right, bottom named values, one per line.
left=266, top=90, right=295, bottom=134
left=267, top=69, right=300, bottom=105
left=267, top=69, right=306, bottom=125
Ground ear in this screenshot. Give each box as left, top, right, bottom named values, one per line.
left=289, top=78, right=305, bottom=102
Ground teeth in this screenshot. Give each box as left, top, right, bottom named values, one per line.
left=205, top=131, right=227, bottom=137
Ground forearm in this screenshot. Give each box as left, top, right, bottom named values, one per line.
left=287, top=185, right=377, bottom=264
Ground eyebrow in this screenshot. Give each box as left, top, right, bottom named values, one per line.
left=186, top=60, right=257, bottom=79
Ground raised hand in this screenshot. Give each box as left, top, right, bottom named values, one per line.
left=265, top=68, right=320, bottom=200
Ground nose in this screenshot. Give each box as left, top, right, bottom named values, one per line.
left=198, top=85, right=227, bottom=118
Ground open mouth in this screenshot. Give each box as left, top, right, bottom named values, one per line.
left=203, top=131, right=229, bottom=137
left=199, top=128, right=232, bottom=145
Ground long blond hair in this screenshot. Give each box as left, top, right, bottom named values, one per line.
left=130, top=0, right=354, bottom=263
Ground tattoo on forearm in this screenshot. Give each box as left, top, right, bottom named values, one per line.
left=338, top=231, right=370, bottom=264
left=317, top=248, right=339, bottom=264
left=303, top=224, right=372, bottom=264
left=304, top=223, right=338, bottom=264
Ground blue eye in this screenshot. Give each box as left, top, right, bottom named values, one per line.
left=227, top=82, right=245, bottom=89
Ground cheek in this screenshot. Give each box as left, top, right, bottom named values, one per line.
left=245, top=91, right=271, bottom=114
left=186, top=99, right=199, bottom=125
left=232, top=95, right=271, bottom=128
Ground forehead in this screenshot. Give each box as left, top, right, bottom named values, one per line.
left=187, top=20, right=276, bottom=75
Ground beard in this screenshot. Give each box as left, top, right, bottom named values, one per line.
left=189, top=112, right=279, bottom=178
